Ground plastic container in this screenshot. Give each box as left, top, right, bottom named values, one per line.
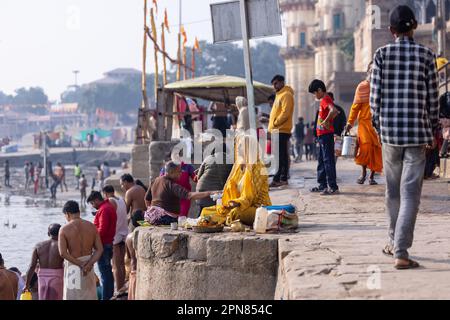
left=20, top=290, right=32, bottom=300
left=253, top=207, right=269, bottom=234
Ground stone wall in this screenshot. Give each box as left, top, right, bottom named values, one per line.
left=134, top=227, right=279, bottom=300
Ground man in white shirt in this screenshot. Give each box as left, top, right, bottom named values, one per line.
left=102, top=185, right=128, bottom=292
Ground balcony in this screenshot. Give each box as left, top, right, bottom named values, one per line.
left=280, top=46, right=315, bottom=59
left=310, top=28, right=351, bottom=46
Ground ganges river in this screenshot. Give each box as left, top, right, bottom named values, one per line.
left=0, top=193, right=93, bottom=273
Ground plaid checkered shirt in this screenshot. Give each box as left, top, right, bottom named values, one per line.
left=370, top=36, right=439, bottom=146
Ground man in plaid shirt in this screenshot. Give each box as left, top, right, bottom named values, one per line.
left=370, top=5, right=439, bottom=270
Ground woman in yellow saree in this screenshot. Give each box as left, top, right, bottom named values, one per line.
left=200, top=135, right=272, bottom=226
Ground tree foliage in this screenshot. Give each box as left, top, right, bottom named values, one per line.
left=0, top=87, right=48, bottom=106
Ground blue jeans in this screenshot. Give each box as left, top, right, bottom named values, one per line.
left=97, top=244, right=114, bottom=300
left=317, top=133, right=338, bottom=190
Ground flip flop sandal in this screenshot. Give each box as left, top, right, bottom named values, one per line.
left=394, top=259, right=420, bottom=270
left=356, top=177, right=366, bottom=184
left=369, top=179, right=378, bottom=185
left=382, top=245, right=394, bottom=257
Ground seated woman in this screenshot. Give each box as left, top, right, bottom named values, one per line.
left=196, top=147, right=233, bottom=213
left=200, top=135, right=272, bottom=226
left=145, top=161, right=214, bottom=225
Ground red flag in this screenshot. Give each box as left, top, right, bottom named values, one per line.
left=164, top=8, right=170, bottom=33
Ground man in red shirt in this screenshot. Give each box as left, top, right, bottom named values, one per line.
left=87, top=191, right=117, bottom=300
left=308, top=79, right=339, bottom=195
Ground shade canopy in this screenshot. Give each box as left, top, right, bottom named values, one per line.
left=164, top=75, right=274, bottom=105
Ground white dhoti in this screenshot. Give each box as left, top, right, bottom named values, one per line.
left=63, top=256, right=98, bottom=300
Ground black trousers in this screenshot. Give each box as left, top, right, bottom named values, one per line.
left=273, top=133, right=291, bottom=182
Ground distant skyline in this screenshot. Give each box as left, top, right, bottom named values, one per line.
left=0, top=0, right=284, bottom=100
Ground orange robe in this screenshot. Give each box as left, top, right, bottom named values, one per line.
left=348, top=80, right=383, bottom=173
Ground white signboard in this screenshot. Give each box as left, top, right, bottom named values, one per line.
left=211, top=0, right=282, bottom=43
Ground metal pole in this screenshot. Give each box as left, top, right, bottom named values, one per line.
left=437, top=0, right=447, bottom=57
left=239, top=0, right=257, bottom=138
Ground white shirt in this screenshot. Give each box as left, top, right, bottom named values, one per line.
left=111, top=197, right=129, bottom=245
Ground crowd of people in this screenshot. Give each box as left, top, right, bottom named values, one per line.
left=1, top=4, right=450, bottom=300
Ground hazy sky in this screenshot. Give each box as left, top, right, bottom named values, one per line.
left=0, top=0, right=284, bottom=100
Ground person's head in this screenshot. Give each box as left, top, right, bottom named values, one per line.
left=164, top=161, right=182, bottom=181
left=57, top=162, right=61, bottom=167
left=271, top=75, right=285, bottom=92
left=235, top=96, right=248, bottom=110
left=75, top=162, right=79, bottom=166
left=87, top=191, right=104, bottom=210
left=8, top=267, right=20, bottom=275
left=62, top=201, right=81, bottom=222
left=328, top=92, right=335, bottom=101
left=298, top=117, right=304, bottom=123
left=81, top=174, right=85, bottom=178
left=120, top=173, right=135, bottom=191
left=308, top=79, right=327, bottom=100
left=102, top=185, right=115, bottom=198
left=268, top=94, right=276, bottom=108
left=30, top=162, right=33, bottom=166
left=48, top=223, right=61, bottom=240
left=389, top=5, right=417, bottom=38
left=97, top=165, right=101, bottom=170
left=306, top=123, right=310, bottom=129
left=5, top=160, right=8, bottom=165
left=0, top=253, right=4, bottom=267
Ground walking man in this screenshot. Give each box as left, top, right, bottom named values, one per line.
left=87, top=191, right=117, bottom=300
left=294, top=117, right=305, bottom=162
left=371, top=5, right=439, bottom=269
left=268, top=75, right=295, bottom=187
left=308, top=80, right=339, bottom=195
left=4, top=160, right=11, bottom=187
left=74, top=163, right=82, bottom=190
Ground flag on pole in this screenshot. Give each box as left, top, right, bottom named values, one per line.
left=194, top=37, right=201, bottom=53
left=152, top=0, right=158, bottom=15
left=181, top=25, right=187, bottom=47
left=164, top=8, right=170, bottom=33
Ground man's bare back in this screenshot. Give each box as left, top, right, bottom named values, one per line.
left=0, top=268, right=18, bottom=300
left=125, top=185, right=146, bottom=214
left=59, top=219, right=98, bottom=259
left=35, top=239, right=64, bottom=269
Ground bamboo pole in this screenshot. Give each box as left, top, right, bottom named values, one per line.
left=177, top=33, right=181, bottom=81
left=161, top=22, right=167, bottom=86
left=183, top=46, right=187, bottom=80
left=150, top=8, right=159, bottom=104
left=191, top=47, right=195, bottom=79
left=136, top=0, right=150, bottom=144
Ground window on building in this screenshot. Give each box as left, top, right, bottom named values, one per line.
left=300, top=32, right=306, bottom=48
left=333, top=13, right=342, bottom=32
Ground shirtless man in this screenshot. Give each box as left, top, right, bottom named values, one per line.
left=59, top=201, right=103, bottom=300
left=25, top=224, right=64, bottom=300
left=125, top=233, right=137, bottom=300
left=0, top=253, right=18, bottom=300
left=120, top=174, right=146, bottom=230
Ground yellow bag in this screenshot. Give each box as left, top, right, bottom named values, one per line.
left=20, top=290, right=32, bottom=300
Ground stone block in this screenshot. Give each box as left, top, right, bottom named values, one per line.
left=187, top=235, right=208, bottom=261
left=241, top=237, right=278, bottom=274
left=206, top=237, right=243, bottom=269
left=150, top=231, right=188, bottom=261
left=131, top=144, right=150, bottom=161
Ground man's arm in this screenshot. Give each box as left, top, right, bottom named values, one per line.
left=427, top=53, right=440, bottom=135
left=124, top=190, right=132, bottom=214
left=58, top=229, right=84, bottom=267
left=24, top=247, right=38, bottom=290
left=273, top=94, right=294, bottom=128
left=370, top=49, right=383, bottom=133
left=82, top=229, right=104, bottom=275
left=188, top=191, right=214, bottom=201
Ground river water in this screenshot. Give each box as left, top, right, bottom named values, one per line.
left=0, top=195, right=93, bottom=274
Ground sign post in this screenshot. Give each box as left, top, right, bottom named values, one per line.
left=239, top=0, right=258, bottom=137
